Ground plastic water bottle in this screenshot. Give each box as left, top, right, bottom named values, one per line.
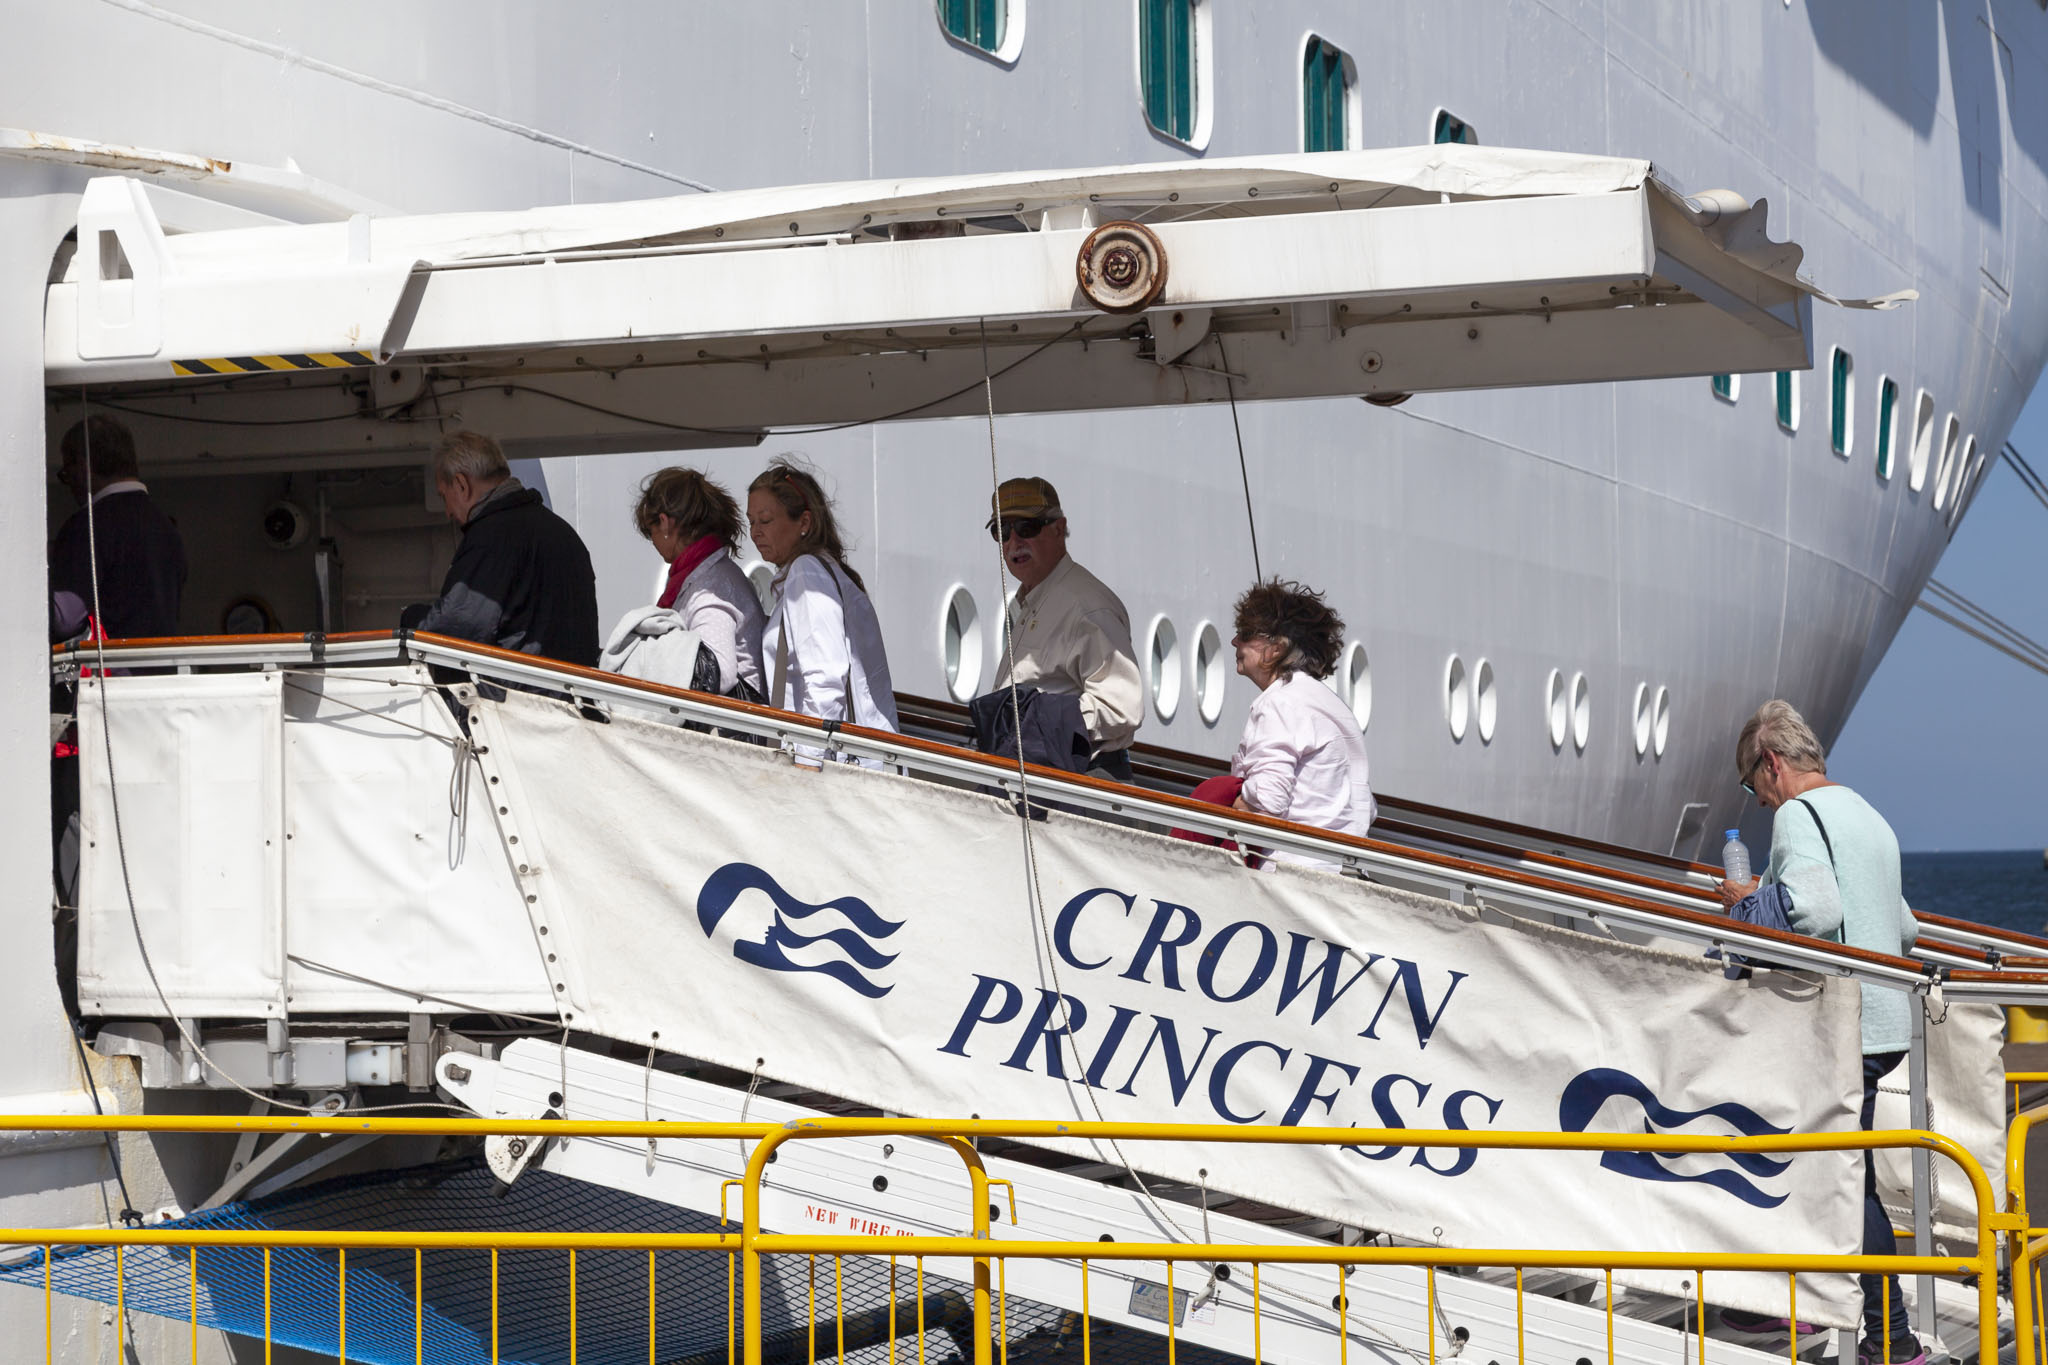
left=1721, top=829, right=1751, bottom=885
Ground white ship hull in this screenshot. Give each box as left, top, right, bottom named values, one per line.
left=2, top=4, right=2042, bottom=1360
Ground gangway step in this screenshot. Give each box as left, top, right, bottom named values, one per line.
left=441, top=1039, right=1813, bottom=1365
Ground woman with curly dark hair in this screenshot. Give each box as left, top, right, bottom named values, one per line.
left=1227, top=579, right=1375, bottom=853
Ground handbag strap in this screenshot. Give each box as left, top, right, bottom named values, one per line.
left=1794, top=796, right=1836, bottom=871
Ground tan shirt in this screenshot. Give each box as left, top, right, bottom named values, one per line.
left=992, top=554, right=1143, bottom=753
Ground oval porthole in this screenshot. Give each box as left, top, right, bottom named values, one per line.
left=1343, top=642, right=1371, bottom=730
left=939, top=585, right=983, bottom=703
left=1545, top=669, right=1567, bottom=750
left=1652, top=685, right=1671, bottom=758
left=1444, top=655, right=1469, bottom=741
left=1193, top=620, right=1225, bottom=726
left=1146, top=615, right=1182, bottom=723
left=744, top=561, right=776, bottom=616
left=1570, top=672, right=1591, bottom=752
left=1932, top=413, right=1962, bottom=510
left=1631, top=682, right=1652, bottom=757
left=1474, top=658, right=1497, bottom=744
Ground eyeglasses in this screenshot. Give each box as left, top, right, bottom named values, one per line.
left=1739, top=752, right=1768, bottom=796
left=991, top=516, right=1055, bottom=543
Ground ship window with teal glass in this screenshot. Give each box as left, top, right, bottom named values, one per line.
left=1434, top=109, right=1477, bottom=145
left=1302, top=36, right=1353, bottom=152
left=1775, top=371, right=1799, bottom=433
left=1829, top=348, right=1854, bottom=456
left=1140, top=0, right=1199, bottom=145
left=1875, top=377, right=1898, bottom=479
left=1711, top=374, right=1738, bottom=404
left=938, top=0, right=1007, bottom=56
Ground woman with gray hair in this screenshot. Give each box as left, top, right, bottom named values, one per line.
left=1718, top=699, right=1921, bottom=1365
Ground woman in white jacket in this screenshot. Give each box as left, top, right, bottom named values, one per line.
left=1228, top=580, right=1375, bottom=858
left=746, top=459, right=899, bottom=763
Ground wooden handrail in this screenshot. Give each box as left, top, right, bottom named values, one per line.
left=58, top=632, right=1939, bottom=981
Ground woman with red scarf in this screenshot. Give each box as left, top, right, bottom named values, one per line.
left=623, top=467, right=768, bottom=700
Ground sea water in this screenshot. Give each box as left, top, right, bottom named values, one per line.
left=1902, top=849, right=2048, bottom=937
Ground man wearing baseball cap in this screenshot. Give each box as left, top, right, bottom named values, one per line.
left=980, top=476, right=1143, bottom=780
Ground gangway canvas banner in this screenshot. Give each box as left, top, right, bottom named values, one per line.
left=477, top=695, right=1867, bottom=1323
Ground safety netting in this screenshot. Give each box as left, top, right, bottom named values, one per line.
left=0, top=1155, right=1216, bottom=1365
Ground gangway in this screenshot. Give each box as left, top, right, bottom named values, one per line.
left=48, top=630, right=2046, bottom=1360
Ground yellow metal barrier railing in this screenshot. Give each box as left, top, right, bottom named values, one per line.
left=0, top=1112, right=2009, bottom=1365
left=2006, top=1097, right=2048, bottom=1365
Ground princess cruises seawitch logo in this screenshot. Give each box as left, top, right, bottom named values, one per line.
left=694, top=863, right=904, bottom=998
left=1557, top=1068, right=1793, bottom=1209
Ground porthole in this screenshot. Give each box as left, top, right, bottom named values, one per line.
left=938, top=585, right=984, bottom=703
left=1570, top=672, right=1591, bottom=752
left=1775, top=370, right=1800, bottom=434
left=1192, top=620, right=1225, bottom=725
left=1444, top=655, right=1469, bottom=742
left=1631, top=682, right=1652, bottom=757
left=744, top=561, right=776, bottom=615
left=1874, top=377, right=1899, bottom=480
left=1652, top=686, right=1671, bottom=758
left=1474, top=658, right=1497, bottom=744
left=1829, top=347, right=1854, bottom=457
left=1907, top=389, right=1936, bottom=491
left=1545, top=669, right=1567, bottom=750
left=1342, top=642, right=1372, bottom=730
left=1933, top=414, right=1962, bottom=510
left=1952, top=438, right=1986, bottom=525
left=1146, top=615, right=1182, bottom=723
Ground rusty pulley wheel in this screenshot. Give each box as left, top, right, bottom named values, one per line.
left=1075, top=221, right=1168, bottom=314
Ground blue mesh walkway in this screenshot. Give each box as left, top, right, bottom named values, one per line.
left=0, top=1155, right=1204, bottom=1365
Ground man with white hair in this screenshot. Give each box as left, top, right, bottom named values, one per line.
left=407, top=431, right=599, bottom=666
left=1718, top=698, right=1921, bottom=1365
left=978, top=475, right=1143, bottom=780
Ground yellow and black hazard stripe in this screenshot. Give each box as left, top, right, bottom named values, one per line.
left=170, top=351, right=379, bottom=377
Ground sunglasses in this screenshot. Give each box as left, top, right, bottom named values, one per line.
left=990, top=516, right=1056, bottom=543
left=1739, top=752, right=1768, bottom=796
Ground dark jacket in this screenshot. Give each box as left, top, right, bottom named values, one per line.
left=49, top=488, right=186, bottom=639
left=967, top=685, right=1091, bottom=773
left=414, top=481, right=600, bottom=667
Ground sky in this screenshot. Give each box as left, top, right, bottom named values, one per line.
left=1829, top=381, right=2048, bottom=853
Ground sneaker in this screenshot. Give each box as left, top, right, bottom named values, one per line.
left=1855, top=1342, right=1926, bottom=1365
left=1720, top=1308, right=1824, bottom=1335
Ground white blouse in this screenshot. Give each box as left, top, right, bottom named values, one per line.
left=765, top=553, right=900, bottom=737
left=675, top=551, right=767, bottom=696
left=1230, top=671, right=1375, bottom=850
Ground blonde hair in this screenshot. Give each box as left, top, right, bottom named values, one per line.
left=748, top=457, right=864, bottom=591
left=635, top=467, right=742, bottom=550
left=1737, top=699, right=1828, bottom=777
left=431, top=430, right=510, bottom=485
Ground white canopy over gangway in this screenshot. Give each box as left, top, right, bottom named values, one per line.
left=40, top=146, right=1902, bottom=472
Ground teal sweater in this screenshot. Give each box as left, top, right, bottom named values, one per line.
left=1762, top=784, right=1918, bottom=1054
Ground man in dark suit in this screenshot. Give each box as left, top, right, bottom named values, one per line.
left=406, top=430, right=600, bottom=667
left=49, top=415, right=186, bottom=640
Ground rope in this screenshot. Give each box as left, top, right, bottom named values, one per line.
left=644, top=1043, right=659, bottom=1176
left=2005, top=442, right=2048, bottom=513
left=1214, top=335, right=1263, bottom=581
